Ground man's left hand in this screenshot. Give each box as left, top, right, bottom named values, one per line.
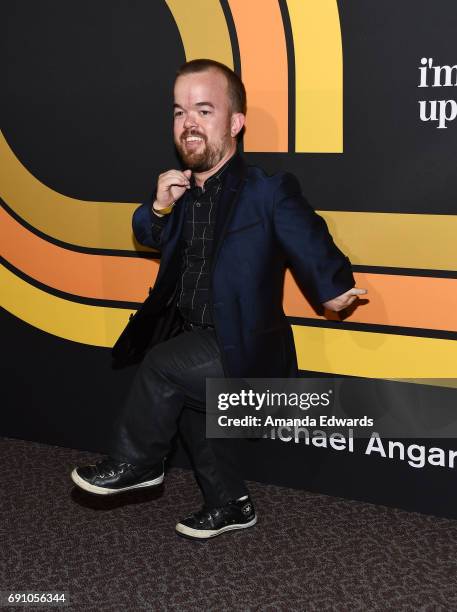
left=322, top=287, right=367, bottom=312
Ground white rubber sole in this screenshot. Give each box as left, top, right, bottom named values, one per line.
left=71, top=468, right=164, bottom=495
left=175, top=516, right=257, bottom=539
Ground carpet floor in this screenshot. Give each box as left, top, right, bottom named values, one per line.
left=1, top=437, right=456, bottom=611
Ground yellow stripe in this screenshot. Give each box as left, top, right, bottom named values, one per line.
left=165, top=0, right=233, bottom=68
left=1, top=0, right=234, bottom=251
left=1, top=265, right=133, bottom=347
left=0, top=132, right=143, bottom=251
left=2, top=265, right=456, bottom=378
left=287, top=0, right=342, bottom=152
left=2, top=132, right=457, bottom=269
left=293, top=325, right=457, bottom=378
left=321, top=211, right=457, bottom=271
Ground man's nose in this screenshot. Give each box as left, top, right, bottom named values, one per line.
left=183, top=112, right=198, bottom=129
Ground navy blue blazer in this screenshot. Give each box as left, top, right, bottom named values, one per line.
left=131, top=154, right=354, bottom=378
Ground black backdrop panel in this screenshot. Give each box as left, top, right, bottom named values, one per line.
left=2, top=309, right=456, bottom=519
left=3, top=0, right=456, bottom=212
left=2, top=0, right=457, bottom=519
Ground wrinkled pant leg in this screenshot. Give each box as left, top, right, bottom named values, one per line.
left=109, top=327, right=248, bottom=505
left=110, top=359, right=184, bottom=467
left=109, top=328, right=221, bottom=466
left=179, top=407, right=249, bottom=507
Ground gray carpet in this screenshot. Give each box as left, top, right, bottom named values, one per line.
left=1, top=437, right=456, bottom=611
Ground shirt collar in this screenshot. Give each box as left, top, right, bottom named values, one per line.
left=189, top=151, right=238, bottom=193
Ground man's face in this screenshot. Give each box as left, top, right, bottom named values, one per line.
left=173, top=69, right=235, bottom=172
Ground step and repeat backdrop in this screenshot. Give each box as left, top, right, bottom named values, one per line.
left=2, top=0, right=456, bottom=517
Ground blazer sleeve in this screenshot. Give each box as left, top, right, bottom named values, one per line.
left=273, top=173, right=355, bottom=304
left=132, top=193, right=170, bottom=250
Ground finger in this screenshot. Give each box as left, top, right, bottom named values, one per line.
left=160, top=175, right=190, bottom=189
left=346, top=296, right=358, bottom=306
left=334, top=295, right=358, bottom=310
left=332, top=297, right=353, bottom=312
left=160, top=170, right=191, bottom=183
left=348, top=288, right=367, bottom=296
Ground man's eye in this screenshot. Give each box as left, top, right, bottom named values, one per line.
left=200, top=110, right=211, bottom=116
left=174, top=111, right=183, bottom=117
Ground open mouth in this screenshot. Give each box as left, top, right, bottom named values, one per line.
left=182, top=134, right=205, bottom=147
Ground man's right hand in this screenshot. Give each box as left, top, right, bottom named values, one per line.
left=153, top=169, right=192, bottom=210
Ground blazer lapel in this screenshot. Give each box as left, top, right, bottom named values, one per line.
left=210, top=152, right=247, bottom=274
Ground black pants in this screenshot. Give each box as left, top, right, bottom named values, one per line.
left=110, top=326, right=248, bottom=507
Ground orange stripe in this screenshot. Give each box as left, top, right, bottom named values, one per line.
left=1, top=207, right=157, bottom=302
left=284, top=270, right=457, bottom=332
left=228, top=0, right=288, bottom=152
left=3, top=208, right=457, bottom=332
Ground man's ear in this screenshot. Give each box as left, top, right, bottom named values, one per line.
left=230, top=113, right=246, bottom=138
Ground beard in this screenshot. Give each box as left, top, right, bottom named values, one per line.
left=175, top=126, right=232, bottom=172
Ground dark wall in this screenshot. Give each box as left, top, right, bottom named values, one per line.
left=2, top=0, right=456, bottom=518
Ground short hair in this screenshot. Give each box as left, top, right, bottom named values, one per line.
left=176, top=59, right=247, bottom=115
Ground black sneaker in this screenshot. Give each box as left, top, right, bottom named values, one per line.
left=175, top=496, right=257, bottom=540
left=71, top=457, right=164, bottom=495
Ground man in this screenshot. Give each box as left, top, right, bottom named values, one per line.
left=71, top=59, right=366, bottom=540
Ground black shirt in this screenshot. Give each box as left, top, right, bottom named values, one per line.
left=177, top=156, right=234, bottom=325
left=150, top=154, right=235, bottom=326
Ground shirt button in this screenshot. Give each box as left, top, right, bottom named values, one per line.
left=195, top=202, right=201, bottom=207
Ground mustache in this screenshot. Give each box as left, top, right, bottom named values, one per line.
left=181, top=130, right=206, bottom=142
